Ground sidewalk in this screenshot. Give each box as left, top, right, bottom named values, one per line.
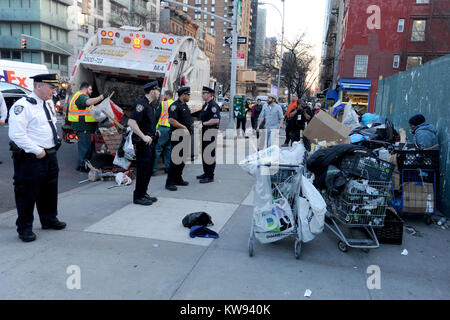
left=1, top=139, right=449, bottom=300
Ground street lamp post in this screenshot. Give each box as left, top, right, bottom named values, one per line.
left=259, top=0, right=285, bottom=101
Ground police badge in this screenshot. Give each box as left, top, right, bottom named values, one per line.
left=14, top=105, right=24, bottom=115
left=136, top=105, right=144, bottom=112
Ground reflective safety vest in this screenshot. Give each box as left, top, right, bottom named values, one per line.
left=68, top=91, right=98, bottom=123
left=157, top=99, right=174, bottom=128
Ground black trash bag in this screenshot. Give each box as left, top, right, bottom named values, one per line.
left=325, top=165, right=348, bottom=197
left=182, top=212, right=214, bottom=228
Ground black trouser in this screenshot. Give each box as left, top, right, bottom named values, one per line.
left=166, top=132, right=190, bottom=186
left=284, top=119, right=293, bottom=145
left=202, top=127, right=218, bottom=178
left=13, top=152, right=59, bottom=234
left=290, top=130, right=311, bottom=151
left=236, top=118, right=246, bottom=134
left=134, top=142, right=155, bottom=200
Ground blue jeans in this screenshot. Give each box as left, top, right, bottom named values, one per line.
left=153, top=126, right=171, bottom=172
left=76, top=131, right=95, bottom=168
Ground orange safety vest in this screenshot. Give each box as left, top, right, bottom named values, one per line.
left=157, top=99, right=174, bottom=128
left=68, top=91, right=98, bottom=123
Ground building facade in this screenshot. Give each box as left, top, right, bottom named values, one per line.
left=0, top=0, right=74, bottom=78
left=321, top=0, right=450, bottom=112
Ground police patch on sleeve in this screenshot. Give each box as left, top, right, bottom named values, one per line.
left=211, top=107, right=217, bottom=113
left=171, top=105, right=177, bottom=111
left=14, top=105, right=24, bottom=115
left=136, top=105, right=144, bottom=112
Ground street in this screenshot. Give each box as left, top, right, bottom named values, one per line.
left=0, top=117, right=449, bottom=300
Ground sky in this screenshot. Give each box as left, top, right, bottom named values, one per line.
left=260, top=0, right=328, bottom=77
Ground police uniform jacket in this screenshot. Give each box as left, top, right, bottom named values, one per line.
left=168, top=99, right=192, bottom=134
left=201, top=99, right=221, bottom=129
left=8, top=92, right=57, bottom=155
left=130, top=96, right=157, bottom=141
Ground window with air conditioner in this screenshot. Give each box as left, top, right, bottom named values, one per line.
left=397, top=19, right=405, bottom=32
left=416, top=0, right=429, bottom=3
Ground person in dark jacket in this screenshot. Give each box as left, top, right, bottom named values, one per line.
left=409, top=114, right=439, bottom=150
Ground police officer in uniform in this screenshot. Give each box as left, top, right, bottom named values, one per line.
left=8, top=73, right=66, bottom=242
left=165, top=86, right=192, bottom=191
left=128, top=81, right=160, bottom=205
left=196, top=86, right=220, bottom=184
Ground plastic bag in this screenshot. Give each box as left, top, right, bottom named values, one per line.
left=297, top=197, right=316, bottom=243
left=301, top=176, right=326, bottom=234
left=123, top=129, right=136, bottom=161
left=279, top=141, right=306, bottom=165
left=342, top=102, right=360, bottom=130
left=239, top=145, right=281, bottom=176
left=182, top=212, right=214, bottom=228
left=115, top=172, right=132, bottom=185
left=113, top=152, right=131, bottom=170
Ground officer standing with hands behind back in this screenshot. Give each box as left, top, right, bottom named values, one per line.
left=197, top=86, right=220, bottom=184
left=165, top=86, right=192, bottom=191
left=8, top=73, right=66, bottom=242
left=128, top=81, right=161, bottom=206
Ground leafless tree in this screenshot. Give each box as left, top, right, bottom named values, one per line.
left=260, top=34, right=316, bottom=102
left=110, top=6, right=158, bottom=30
left=212, top=70, right=231, bottom=95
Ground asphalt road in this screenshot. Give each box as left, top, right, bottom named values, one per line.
left=0, top=116, right=113, bottom=214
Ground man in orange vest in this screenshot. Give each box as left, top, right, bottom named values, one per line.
left=153, top=90, right=174, bottom=175
left=68, top=82, right=106, bottom=172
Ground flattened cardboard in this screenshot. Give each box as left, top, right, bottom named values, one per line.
left=402, top=182, right=434, bottom=213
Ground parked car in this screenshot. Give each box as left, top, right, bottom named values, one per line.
left=0, top=81, right=31, bottom=122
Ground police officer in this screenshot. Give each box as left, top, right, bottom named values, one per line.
left=8, top=73, right=66, bottom=242
left=196, top=86, right=220, bottom=184
left=165, top=86, right=192, bottom=191
left=128, top=81, right=160, bottom=205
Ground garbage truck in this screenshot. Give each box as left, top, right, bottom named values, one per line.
left=63, top=26, right=213, bottom=152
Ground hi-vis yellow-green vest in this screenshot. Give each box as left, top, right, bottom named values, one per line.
left=68, top=91, right=98, bottom=123
left=157, top=99, right=174, bottom=128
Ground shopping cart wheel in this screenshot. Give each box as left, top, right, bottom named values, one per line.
left=294, top=240, right=302, bottom=259
left=248, top=239, right=254, bottom=257
left=424, top=215, right=433, bottom=226
left=338, top=241, right=348, bottom=253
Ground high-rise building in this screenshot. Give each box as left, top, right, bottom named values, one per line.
left=0, top=0, right=74, bottom=78
left=254, top=7, right=266, bottom=67
left=247, top=0, right=258, bottom=69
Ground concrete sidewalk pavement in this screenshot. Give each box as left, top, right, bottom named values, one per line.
left=1, top=149, right=449, bottom=300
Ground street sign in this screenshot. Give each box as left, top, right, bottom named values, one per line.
left=224, top=36, right=247, bottom=45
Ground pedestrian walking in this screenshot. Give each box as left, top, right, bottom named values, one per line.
left=197, top=86, right=221, bottom=184
left=283, top=94, right=299, bottom=147
left=288, top=100, right=313, bottom=151
left=128, top=81, right=161, bottom=206
left=8, top=73, right=66, bottom=242
left=68, top=82, right=105, bottom=172
left=153, top=90, right=174, bottom=175
left=256, top=94, right=284, bottom=147
left=165, top=87, right=192, bottom=191
left=251, top=99, right=263, bottom=133
left=235, top=99, right=250, bottom=137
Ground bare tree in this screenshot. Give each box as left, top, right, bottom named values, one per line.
left=212, top=70, right=231, bottom=96
left=110, top=6, right=158, bottom=30
left=260, top=34, right=316, bottom=102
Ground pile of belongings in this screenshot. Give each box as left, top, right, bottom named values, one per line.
left=349, top=115, right=399, bottom=147
left=182, top=212, right=219, bottom=239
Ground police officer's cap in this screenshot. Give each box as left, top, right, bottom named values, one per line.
left=30, top=73, right=59, bottom=87
left=177, top=86, right=191, bottom=96
left=202, top=86, right=215, bottom=94
left=142, top=81, right=159, bottom=91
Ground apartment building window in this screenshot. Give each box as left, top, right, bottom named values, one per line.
left=397, top=19, right=405, bottom=32
left=393, top=55, right=400, bottom=68
left=416, top=0, right=429, bottom=3
left=411, top=20, right=426, bottom=41
left=195, top=0, right=201, bottom=4
left=44, top=52, right=52, bottom=68
left=95, top=0, right=104, bottom=15
left=183, top=0, right=188, bottom=12
left=204, top=0, right=208, bottom=4
left=353, top=55, right=368, bottom=78
left=407, top=56, right=423, bottom=69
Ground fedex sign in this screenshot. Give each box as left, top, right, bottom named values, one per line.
left=0, top=70, right=28, bottom=88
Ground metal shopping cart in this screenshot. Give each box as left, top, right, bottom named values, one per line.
left=324, top=179, right=391, bottom=253
left=248, top=163, right=304, bottom=259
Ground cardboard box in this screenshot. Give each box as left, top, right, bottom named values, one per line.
left=304, top=110, right=351, bottom=144
left=402, top=182, right=434, bottom=213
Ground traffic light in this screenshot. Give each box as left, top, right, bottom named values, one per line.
left=81, top=0, right=92, bottom=15
left=21, top=39, right=27, bottom=49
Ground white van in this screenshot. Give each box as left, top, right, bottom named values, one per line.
left=0, top=60, right=49, bottom=90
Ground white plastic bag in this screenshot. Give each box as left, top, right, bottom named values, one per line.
left=297, top=197, right=316, bottom=243
left=115, top=172, right=132, bottom=186
left=342, top=102, right=360, bottom=130
left=301, top=176, right=326, bottom=234
left=123, top=129, right=136, bottom=161
left=239, top=145, right=281, bottom=176
left=279, top=141, right=306, bottom=165
left=113, top=152, right=131, bottom=170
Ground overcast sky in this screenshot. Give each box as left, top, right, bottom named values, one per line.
left=261, top=0, right=327, bottom=74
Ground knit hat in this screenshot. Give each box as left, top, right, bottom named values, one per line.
left=409, top=114, right=426, bottom=126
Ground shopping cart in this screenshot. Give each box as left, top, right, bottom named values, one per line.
left=324, top=180, right=391, bottom=253
left=248, top=163, right=303, bottom=259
